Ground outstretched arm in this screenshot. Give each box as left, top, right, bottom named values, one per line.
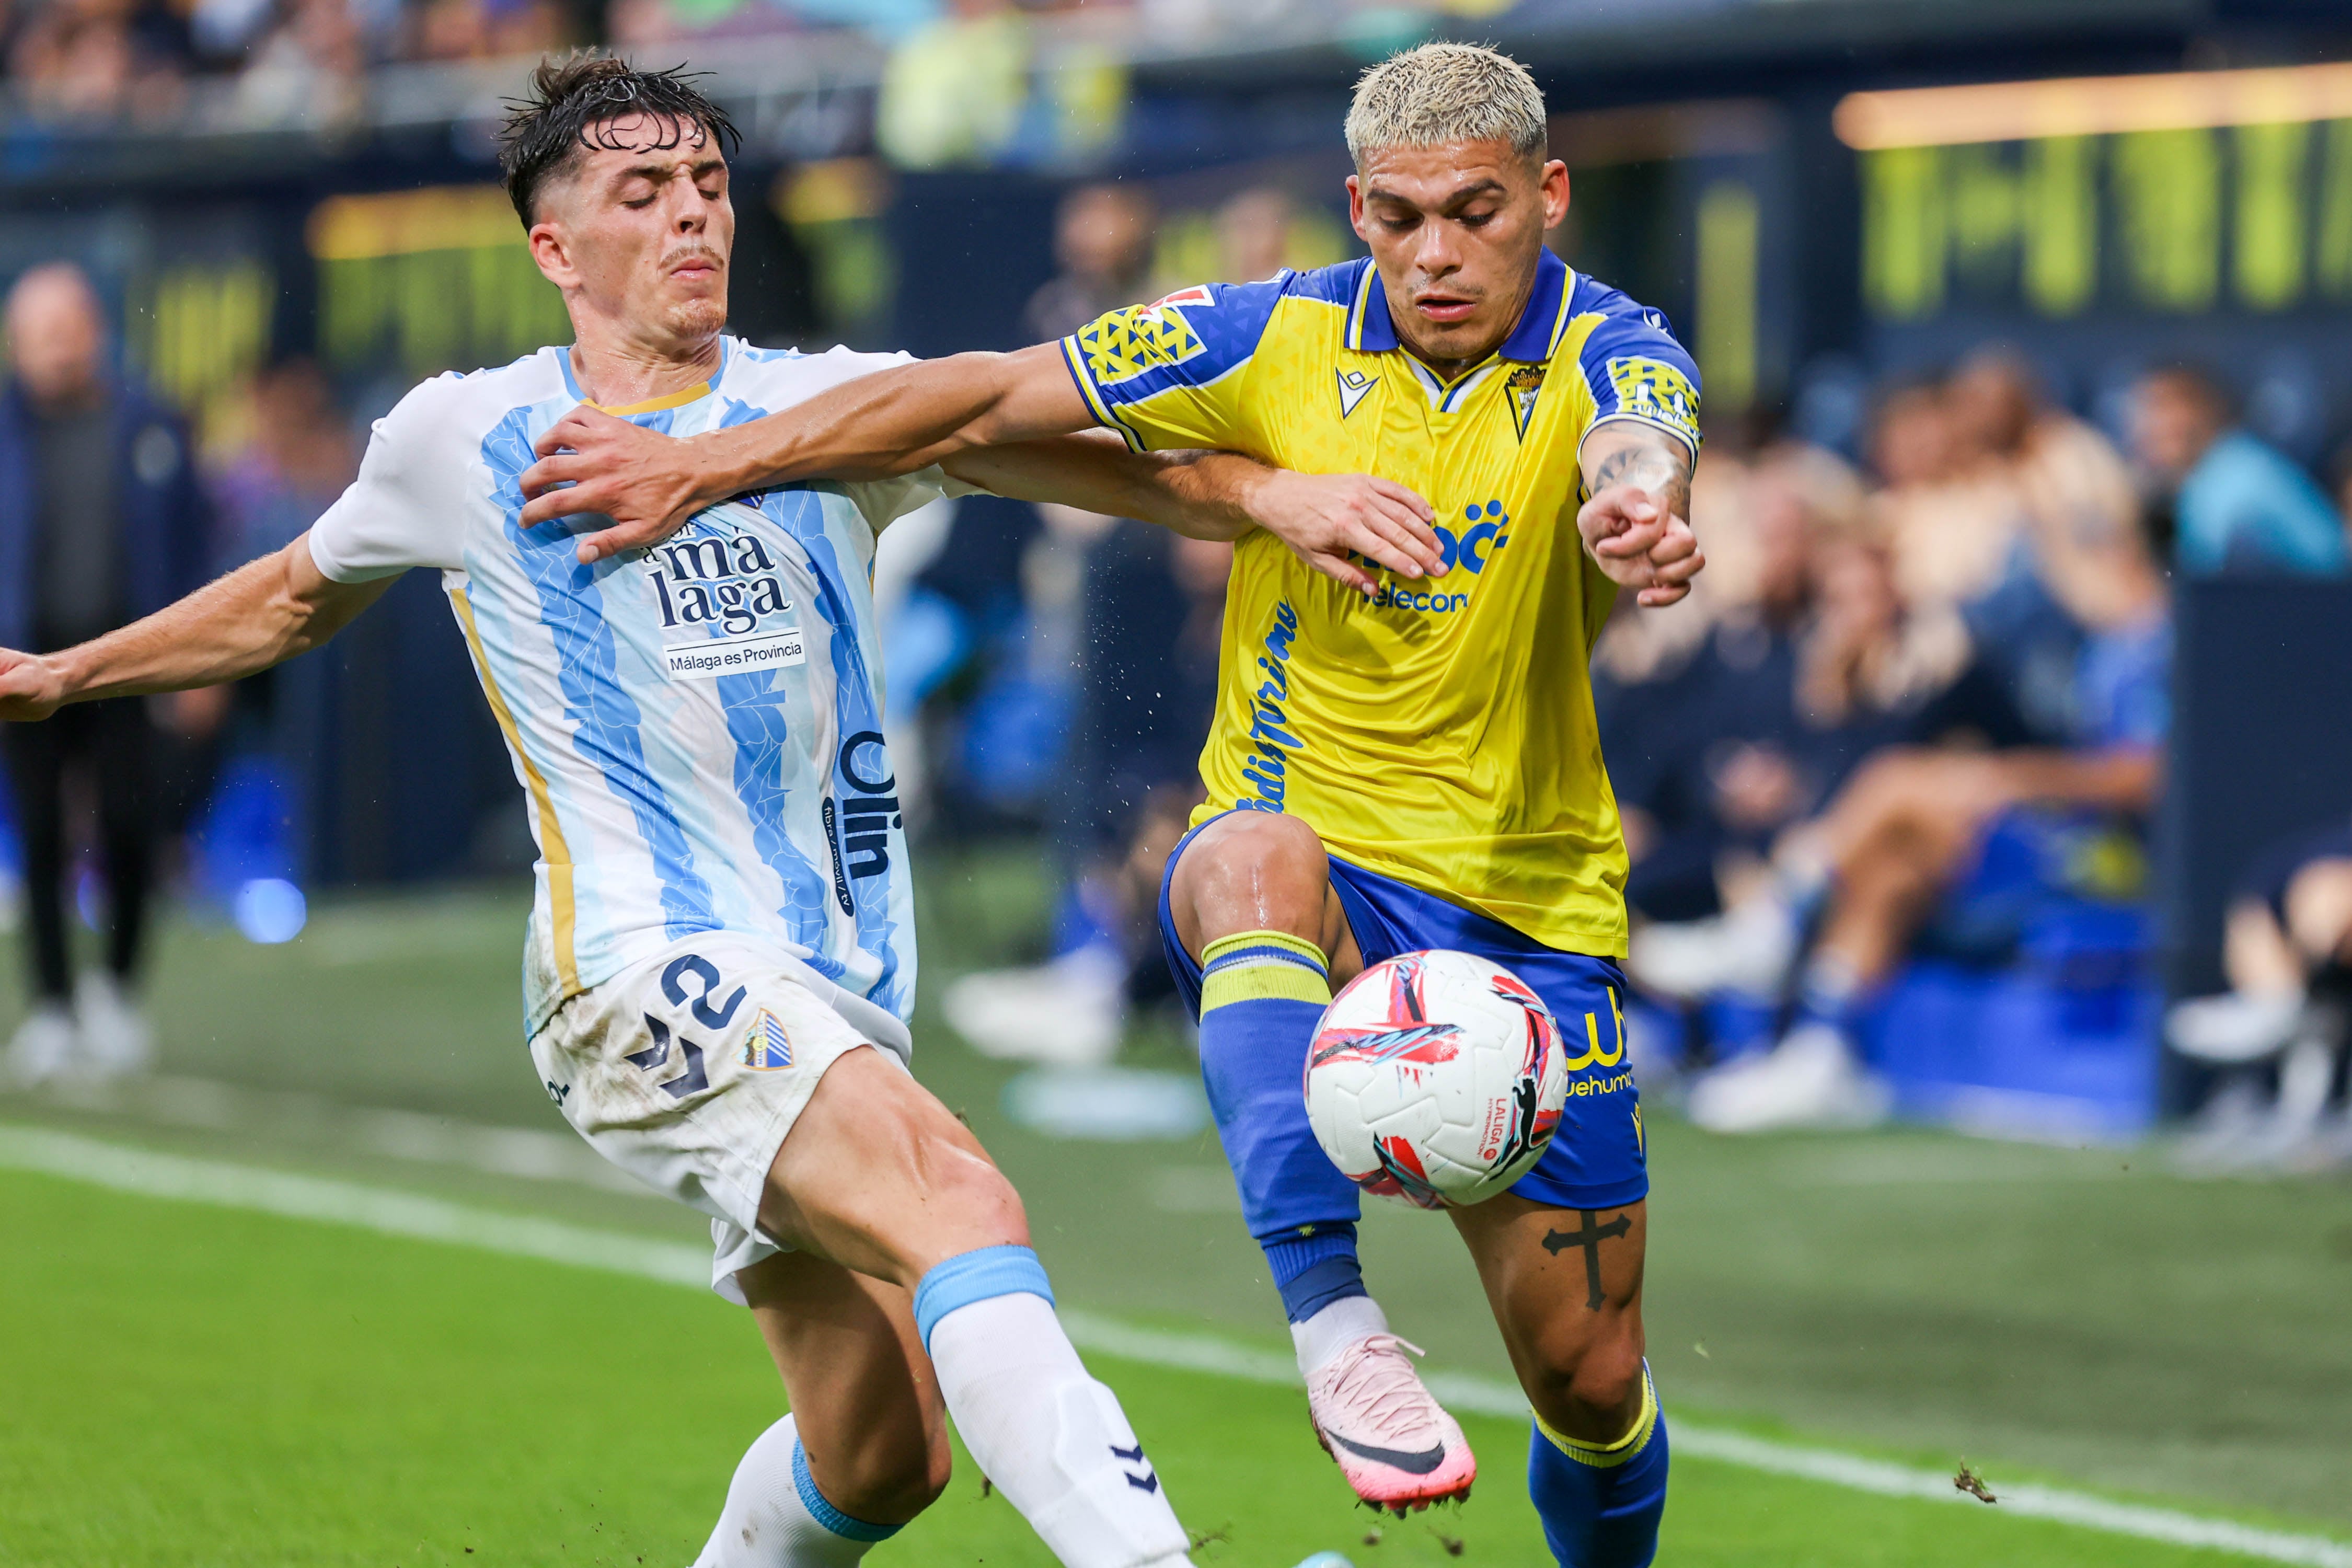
left=0, top=537, right=393, bottom=722
left=941, top=435, right=1444, bottom=595
left=520, top=343, right=1091, bottom=563
left=1576, top=423, right=1704, bottom=608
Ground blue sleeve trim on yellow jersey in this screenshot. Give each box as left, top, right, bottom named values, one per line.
left=1574, top=291, right=1703, bottom=455
left=1069, top=274, right=1290, bottom=413
left=1059, top=335, right=1146, bottom=452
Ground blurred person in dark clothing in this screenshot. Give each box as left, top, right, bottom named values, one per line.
left=215, top=358, right=358, bottom=566
left=889, top=183, right=1161, bottom=813
left=2132, top=363, right=2345, bottom=576
left=0, top=263, right=214, bottom=1082
left=1021, top=181, right=1155, bottom=341
left=1597, top=444, right=1849, bottom=925
left=940, top=523, right=1231, bottom=1065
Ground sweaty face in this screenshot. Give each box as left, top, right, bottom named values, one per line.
left=533, top=113, right=734, bottom=347
left=1348, top=140, right=1567, bottom=371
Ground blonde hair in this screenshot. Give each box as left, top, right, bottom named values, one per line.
left=1343, top=43, right=1547, bottom=166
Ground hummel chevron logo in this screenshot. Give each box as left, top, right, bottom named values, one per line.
left=1112, top=1442, right=1159, bottom=1492
left=1336, top=367, right=1378, bottom=418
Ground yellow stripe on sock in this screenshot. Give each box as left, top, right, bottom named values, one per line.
left=1202, top=930, right=1329, bottom=968
left=1201, top=964, right=1332, bottom=1009
left=1536, top=1362, right=1659, bottom=1469
left=1198, top=930, right=1331, bottom=1012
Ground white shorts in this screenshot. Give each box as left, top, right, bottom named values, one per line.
left=527, top=933, right=907, bottom=1304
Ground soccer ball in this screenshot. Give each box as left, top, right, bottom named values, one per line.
left=1303, top=949, right=1569, bottom=1209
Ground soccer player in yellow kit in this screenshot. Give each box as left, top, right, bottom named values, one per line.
left=522, top=43, right=1702, bottom=1565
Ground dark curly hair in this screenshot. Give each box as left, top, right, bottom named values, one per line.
left=498, top=53, right=742, bottom=226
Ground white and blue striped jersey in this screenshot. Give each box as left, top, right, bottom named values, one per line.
left=308, top=339, right=951, bottom=1043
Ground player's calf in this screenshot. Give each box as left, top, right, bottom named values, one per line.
left=1457, top=1196, right=1665, bottom=1568
left=763, top=1048, right=1196, bottom=1568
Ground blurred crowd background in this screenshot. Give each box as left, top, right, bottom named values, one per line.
left=7, top=0, right=2352, bottom=1170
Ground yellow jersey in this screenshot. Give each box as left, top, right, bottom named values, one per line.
left=1060, top=249, right=1701, bottom=956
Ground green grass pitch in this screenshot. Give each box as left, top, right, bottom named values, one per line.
left=2, top=854, right=2350, bottom=1565
left=0, top=1166, right=2290, bottom=1568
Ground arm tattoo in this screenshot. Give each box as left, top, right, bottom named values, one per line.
left=1588, top=434, right=1693, bottom=522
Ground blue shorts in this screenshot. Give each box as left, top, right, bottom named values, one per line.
left=1158, top=812, right=1649, bottom=1214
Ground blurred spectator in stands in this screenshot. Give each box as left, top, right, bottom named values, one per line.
left=214, top=358, right=355, bottom=566
left=1857, top=356, right=2093, bottom=744
left=411, top=0, right=560, bottom=60
left=1870, top=374, right=2016, bottom=615
left=1024, top=180, right=1155, bottom=340
left=942, top=184, right=1253, bottom=1066
left=234, top=0, right=364, bottom=124
left=877, top=0, right=1028, bottom=169
left=1215, top=185, right=1293, bottom=283
left=1597, top=442, right=1865, bottom=926
left=9, top=0, right=190, bottom=122
left=0, top=263, right=215, bottom=1085
left=2166, top=817, right=2352, bottom=1173
left=1635, top=495, right=2171, bottom=1133
left=2131, top=363, right=2347, bottom=577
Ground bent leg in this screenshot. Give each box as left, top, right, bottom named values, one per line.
left=1163, top=810, right=1476, bottom=1507
left=693, top=1251, right=946, bottom=1565
left=1455, top=1196, right=1664, bottom=1567
left=762, top=1047, right=1192, bottom=1568
left=1164, top=810, right=1369, bottom=1322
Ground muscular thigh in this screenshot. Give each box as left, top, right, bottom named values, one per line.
left=759, top=1046, right=1028, bottom=1288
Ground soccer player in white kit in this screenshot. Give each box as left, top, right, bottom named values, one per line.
left=0, top=55, right=1445, bottom=1568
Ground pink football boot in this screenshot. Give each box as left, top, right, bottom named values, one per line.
left=1305, top=1332, right=1477, bottom=1513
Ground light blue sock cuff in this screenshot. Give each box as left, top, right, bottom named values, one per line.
left=791, top=1438, right=901, bottom=1543
left=913, top=1244, right=1055, bottom=1353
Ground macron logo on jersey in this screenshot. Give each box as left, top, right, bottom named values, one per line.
left=1336, top=367, right=1379, bottom=419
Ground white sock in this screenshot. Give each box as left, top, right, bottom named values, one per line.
left=927, top=1292, right=1193, bottom=1568
left=693, top=1414, right=894, bottom=1567
left=1289, top=1293, right=1389, bottom=1376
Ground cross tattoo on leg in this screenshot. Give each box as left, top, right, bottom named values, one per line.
left=1543, top=1209, right=1631, bottom=1311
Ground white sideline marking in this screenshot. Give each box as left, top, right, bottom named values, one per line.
left=0, top=1124, right=710, bottom=1288
left=6, top=1123, right=2350, bottom=1568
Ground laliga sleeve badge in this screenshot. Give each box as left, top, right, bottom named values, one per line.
left=741, top=1009, right=794, bottom=1070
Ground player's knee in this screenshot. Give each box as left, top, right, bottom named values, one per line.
left=929, top=1142, right=1028, bottom=1247
left=1177, top=810, right=1329, bottom=927
left=1521, top=1313, right=1645, bottom=1431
